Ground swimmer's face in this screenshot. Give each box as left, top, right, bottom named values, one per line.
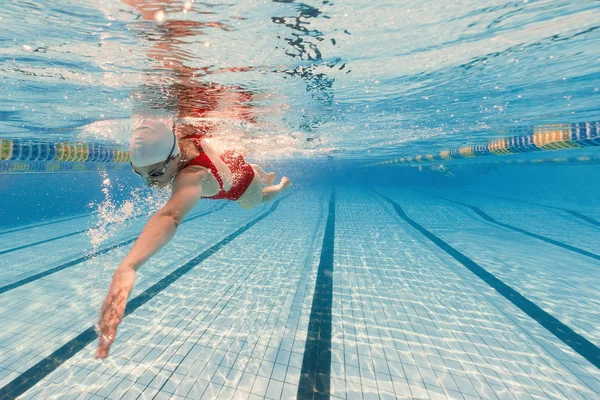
left=132, top=153, right=181, bottom=189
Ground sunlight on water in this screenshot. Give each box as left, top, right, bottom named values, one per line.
left=3, top=0, right=596, bottom=160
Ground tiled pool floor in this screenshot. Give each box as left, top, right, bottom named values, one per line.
left=0, top=187, right=599, bottom=399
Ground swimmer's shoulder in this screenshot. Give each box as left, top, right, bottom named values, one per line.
left=173, top=165, right=210, bottom=189
left=175, top=162, right=220, bottom=196
left=178, top=163, right=210, bottom=177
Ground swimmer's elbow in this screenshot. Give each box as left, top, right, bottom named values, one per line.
left=168, top=216, right=181, bottom=229
left=156, top=208, right=183, bottom=229
left=170, top=213, right=183, bottom=229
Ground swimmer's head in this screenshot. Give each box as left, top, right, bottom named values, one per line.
left=129, top=119, right=181, bottom=187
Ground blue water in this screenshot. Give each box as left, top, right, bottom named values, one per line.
left=1, top=1, right=599, bottom=399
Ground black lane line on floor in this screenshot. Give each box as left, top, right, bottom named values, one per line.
left=562, top=210, right=600, bottom=228
left=0, top=213, right=90, bottom=236
left=0, top=204, right=222, bottom=255
left=375, top=190, right=600, bottom=371
left=298, top=188, right=335, bottom=400
left=456, top=189, right=600, bottom=228
left=0, top=199, right=283, bottom=400
left=416, top=190, right=600, bottom=262
left=154, top=191, right=309, bottom=397
left=0, top=229, right=91, bottom=256
left=0, top=203, right=229, bottom=295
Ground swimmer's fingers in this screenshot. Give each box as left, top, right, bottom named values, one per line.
left=95, top=292, right=127, bottom=359
left=95, top=309, right=115, bottom=358
left=95, top=334, right=112, bottom=359
left=96, top=301, right=118, bottom=358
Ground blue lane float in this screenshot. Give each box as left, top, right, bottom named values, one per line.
left=0, top=139, right=129, bottom=173
left=369, top=121, right=600, bottom=167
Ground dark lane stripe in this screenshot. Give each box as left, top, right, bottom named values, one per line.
left=0, top=237, right=137, bottom=295
left=563, top=210, right=600, bottom=228
left=0, top=213, right=90, bottom=236
left=0, top=203, right=228, bottom=295
left=457, top=189, right=600, bottom=228
left=298, top=189, right=335, bottom=400
left=0, top=229, right=90, bottom=256
left=0, top=199, right=283, bottom=400
left=375, top=191, right=600, bottom=371
left=468, top=207, right=600, bottom=261
left=0, top=203, right=221, bottom=255
left=417, top=190, right=600, bottom=262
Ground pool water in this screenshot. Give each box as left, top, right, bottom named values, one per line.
left=1, top=174, right=599, bottom=399
left=1, top=0, right=599, bottom=399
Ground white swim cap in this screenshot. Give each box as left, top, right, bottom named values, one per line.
left=129, top=119, right=180, bottom=167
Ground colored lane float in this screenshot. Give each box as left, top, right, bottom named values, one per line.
left=0, top=139, right=130, bottom=173
left=369, top=121, right=600, bottom=167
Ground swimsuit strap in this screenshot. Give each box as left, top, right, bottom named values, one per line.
left=180, top=131, right=254, bottom=201
left=182, top=134, right=225, bottom=198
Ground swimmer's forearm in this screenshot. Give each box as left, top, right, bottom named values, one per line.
left=107, top=263, right=136, bottom=300
left=121, top=211, right=179, bottom=271
left=97, top=209, right=183, bottom=359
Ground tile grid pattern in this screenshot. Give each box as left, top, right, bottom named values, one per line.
left=17, top=191, right=327, bottom=400
left=382, top=189, right=600, bottom=398
left=0, top=203, right=262, bottom=389
left=1, top=188, right=599, bottom=399
left=329, top=188, right=599, bottom=399
left=402, top=189, right=600, bottom=352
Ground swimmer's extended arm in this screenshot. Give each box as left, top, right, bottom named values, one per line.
left=122, top=172, right=204, bottom=271
left=95, top=170, right=204, bottom=359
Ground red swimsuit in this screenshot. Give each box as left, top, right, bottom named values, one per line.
left=183, top=134, right=255, bottom=201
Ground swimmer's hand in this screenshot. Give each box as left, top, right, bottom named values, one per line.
left=95, top=265, right=135, bottom=359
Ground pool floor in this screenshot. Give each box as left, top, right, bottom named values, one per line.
left=0, top=186, right=599, bottom=399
